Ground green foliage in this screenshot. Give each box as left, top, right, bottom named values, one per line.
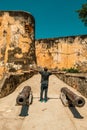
left=76, top=3, right=87, bottom=26
left=62, top=67, right=79, bottom=73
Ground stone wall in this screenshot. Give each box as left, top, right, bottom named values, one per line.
left=0, top=71, right=35, bottom=98
left=56, top=72, right=87, bottom=98
left=0, top=11, right=36, bottom=98
left=0, top=11, right=36, bottom=78
left=35, top=35, right=87, bottom=71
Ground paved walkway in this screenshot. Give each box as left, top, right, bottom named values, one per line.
left=0, top=74, right=87, bottom=130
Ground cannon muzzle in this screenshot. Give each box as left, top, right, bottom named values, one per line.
left=16, top=86, right=33, bottom=105
left=60, top=87, right=85, bottom=107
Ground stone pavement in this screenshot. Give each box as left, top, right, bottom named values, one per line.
left=0, top=74, right=87, bottom=130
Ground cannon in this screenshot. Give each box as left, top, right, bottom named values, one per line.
left=60, top=87, right=85, bottom=107
left=16, top=86, right=33, bottom=105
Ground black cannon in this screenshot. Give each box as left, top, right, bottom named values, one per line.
left=60, top=87, right=85, bottom=107
left=16, top=86, right=33, bottom=105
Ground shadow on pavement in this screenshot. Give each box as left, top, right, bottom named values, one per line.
left=33, top=97, right=59, bottom=101
left=68, top=106, right=84, bottom=119
left=48, top=97, right=59, bottom=100
left=19, top=105, right=29, bottom=116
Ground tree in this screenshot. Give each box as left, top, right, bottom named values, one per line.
left=76, top=3, right=87, bottom=26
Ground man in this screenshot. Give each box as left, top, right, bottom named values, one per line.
left=30, top=67, right=58, bottom=102
left=39, top=67, right=52, bottom=102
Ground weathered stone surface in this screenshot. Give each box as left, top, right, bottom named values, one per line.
left=35, top=35, right=87, bottom=71
left=56, top=72, right=87, bottom=98
left=0, top=11, right=36, bottom=97
left=0, top=11, right=36, bottom=77
left=0, top=71, right=34, bottom=98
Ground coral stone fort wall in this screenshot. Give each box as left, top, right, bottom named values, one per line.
left=0, top=11, right=36, bottom=79
left=35, top=35, right=87, bottom=72
left=0, top=11, right=87, bottom=75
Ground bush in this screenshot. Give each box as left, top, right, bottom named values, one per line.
left=62, top=67, right=79, bottom=73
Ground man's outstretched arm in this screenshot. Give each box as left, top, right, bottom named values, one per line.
left=30, top=68, right=39, bottom=72
left=51, top=71, right=60, bottom=74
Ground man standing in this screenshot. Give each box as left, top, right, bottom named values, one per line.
left=30, top=66, right=58, bottom=102
left=39, top=67, right=52, bottom=102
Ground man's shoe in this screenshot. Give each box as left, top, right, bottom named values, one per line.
left=44, top=99, right=47, bottom=102
left=39, top=99, right=43, bottom=102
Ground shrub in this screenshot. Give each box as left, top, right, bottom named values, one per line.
left=62, top=67, right=79, bottom=73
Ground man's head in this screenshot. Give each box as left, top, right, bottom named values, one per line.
left=44, top=67, right=48, bottom=71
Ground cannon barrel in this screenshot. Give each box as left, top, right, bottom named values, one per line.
left=61, top=87, right=85, bottom=107
left=16, top=86, right=32, bottom=105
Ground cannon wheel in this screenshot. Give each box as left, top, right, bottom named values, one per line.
left=60, top=92, right=69, bottom=107
left=29, top=91, right=33, bottom=105
left=26, top=91, right=33, bottom=105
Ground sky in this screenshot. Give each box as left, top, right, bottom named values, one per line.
left=0, top=0, right=87, bottom=39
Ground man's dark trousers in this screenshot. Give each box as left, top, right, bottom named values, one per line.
left=40, top=84, right=48, bottom=100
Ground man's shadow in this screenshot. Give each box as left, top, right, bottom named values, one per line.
left=19, top=105, right=29, bottom=116
left=68, top=106, right=84, bottom=119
